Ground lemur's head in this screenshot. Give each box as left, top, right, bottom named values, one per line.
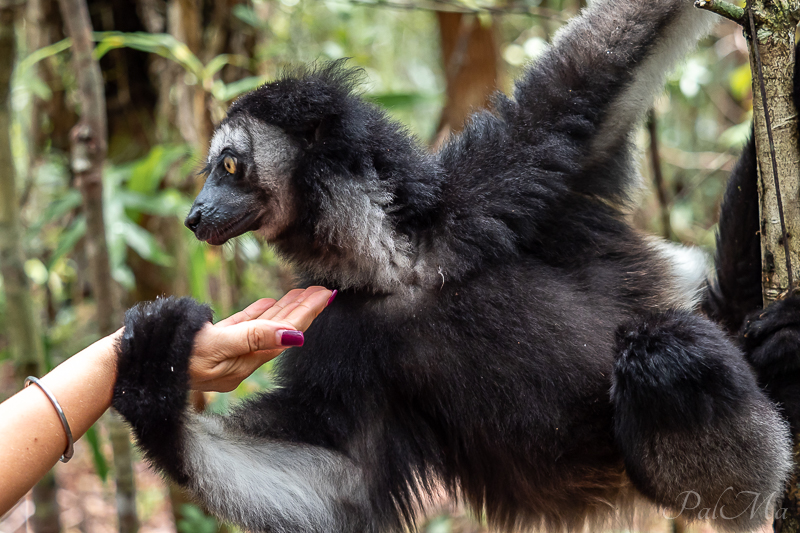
left=185, top=113, right=298, bottom=245
left=185, top=62, right=440, bottom=289
left=186, top=62, right=362, bottom=246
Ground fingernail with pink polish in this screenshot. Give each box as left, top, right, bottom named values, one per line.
left=279, top=330, right=304, bottom=346
left=327, top=289, right=338, bottom=307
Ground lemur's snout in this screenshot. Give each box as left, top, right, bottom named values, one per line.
left=185, top=206, right=202, bottom=232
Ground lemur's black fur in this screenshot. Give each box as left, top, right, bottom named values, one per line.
left=113, top=1, right=799, bottom=531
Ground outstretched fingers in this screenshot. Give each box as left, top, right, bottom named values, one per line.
left=257, top=287, right=330, bottom=321
left=187, top=288, right=336, bottom=392
left=261, top=287, right=335, bottom=330
left=215, top=298, right=278, bottom=327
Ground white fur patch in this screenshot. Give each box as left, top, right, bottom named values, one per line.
left=300, top=172, right=421, bottom=291
left=208, top=122, right=251, bottom=163
left=183, top=416, right=369, bottom=533
left=650, top=239, right=710, bottom=310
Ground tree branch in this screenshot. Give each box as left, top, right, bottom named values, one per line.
left=346, top=0, right=569, bottom=21
left=694, top=0, right=745, bottom=24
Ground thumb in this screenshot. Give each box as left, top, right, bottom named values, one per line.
left=218, top=319, right=304, bottom=354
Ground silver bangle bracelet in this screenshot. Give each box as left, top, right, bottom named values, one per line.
left=25, top=376, right=75, bottom=463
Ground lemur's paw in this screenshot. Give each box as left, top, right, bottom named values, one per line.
left=741, top=295, right=800, bottom=376
left=113, top=296, right=212, bottom=424
left=741, top=295, right=800, bottom=432
left=613, top=310, right=750, bottom=431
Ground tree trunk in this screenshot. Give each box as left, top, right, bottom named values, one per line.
left=432, top=11, right=498, bottom=147
left=31, top=473, right=61, bottom=533
left=55, top=1, right=139, bottom=532
left=750, top=4, right=800, bottom=305
left=0, top=4, right=63, bottom=531
left=746, top=0, right=800, bottom=531
left=647, top=109, right=671, bottom=240
left=26, top=0, right=73, bottom=155
left=168, top=0, right=210, bottom=151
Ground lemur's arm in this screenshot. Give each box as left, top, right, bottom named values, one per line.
left=113, top=298, right=374, bottom=533
left=503, top=0, right=716, bottom=201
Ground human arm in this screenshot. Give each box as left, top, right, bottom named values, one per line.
left=0, top=286, right=334, bottom=515
left=0, top=331, right=119, bottom=515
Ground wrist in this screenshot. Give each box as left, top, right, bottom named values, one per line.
left=31, top=328, right=123, bottom=446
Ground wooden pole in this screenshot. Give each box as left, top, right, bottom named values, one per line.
left=55, top=0, right=139, bottom=531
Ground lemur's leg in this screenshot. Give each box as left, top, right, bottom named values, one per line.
left=503, top=0, right=716, bottom=201
left=701, top=133, right=761, bottom=335
left=113, top=298, right=375, bottom=533
left=612, top=310, right=791, bottom=532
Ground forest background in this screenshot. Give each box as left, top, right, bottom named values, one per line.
left=0, top=0, right=758, bottom=532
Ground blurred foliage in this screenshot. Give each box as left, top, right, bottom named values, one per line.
left=0, top=0, right=754, bottom=530
left=177, top=504, right=220, bottom=533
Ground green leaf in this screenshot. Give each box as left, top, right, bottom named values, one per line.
left=105, top=215, right=136, bottom=289
left=118, top=189, right=192, bottom=217
left=729, top=63, right=752, bottom=102
left=719, top=118, right=753, bottom=149
left=111, top=264, right=136, bottom=289
left=93, top=32, right=204, bottom=77
left=203, top=54, right=232, bottom=79
left=24, top=259, right=49, bottom=285
left=366, top=92, right=438, bottom=109
left=232, top=5, right=263, bottom=28
left=121, top=220, right=174, bottom=266
left=84, top=425, right=109, bottom=482
left=188, top=244, right=210, bottom=302
left=28, top=190, right=83, bottom=235
left=18, top=38, right=72, bottom=74
left=47, top=216, right=87, bottom=270
left=177, top=504, right=219, bottom=533
left=425, top=516, right=453, bottom=533
left=212, top=76, right=267, bottom=102
left=127, top=144, right=189, bottom=194
left=25, top=75, right=54, bottom=101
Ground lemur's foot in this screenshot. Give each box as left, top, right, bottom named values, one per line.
left=742, top=295, right=800, bottom=374
left=742, top=294, right=800, bottom=431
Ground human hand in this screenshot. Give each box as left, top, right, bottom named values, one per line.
left=188, top=286, right=336, bottom=392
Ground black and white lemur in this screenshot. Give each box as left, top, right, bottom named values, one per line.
left=112, top=0, right=800, bottom=531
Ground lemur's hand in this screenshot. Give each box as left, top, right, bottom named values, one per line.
left=189, top=287, right=335, bottom=392
left=741, top=294, right=800, bottom=433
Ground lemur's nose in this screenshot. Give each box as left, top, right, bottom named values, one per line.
left=185, top=207, right=202, bottom=232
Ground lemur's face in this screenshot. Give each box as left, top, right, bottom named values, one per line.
left=185, top=115, right=299, bottom=245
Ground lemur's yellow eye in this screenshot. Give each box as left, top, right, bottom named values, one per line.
left=223, top=156, right=237, bottom=174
